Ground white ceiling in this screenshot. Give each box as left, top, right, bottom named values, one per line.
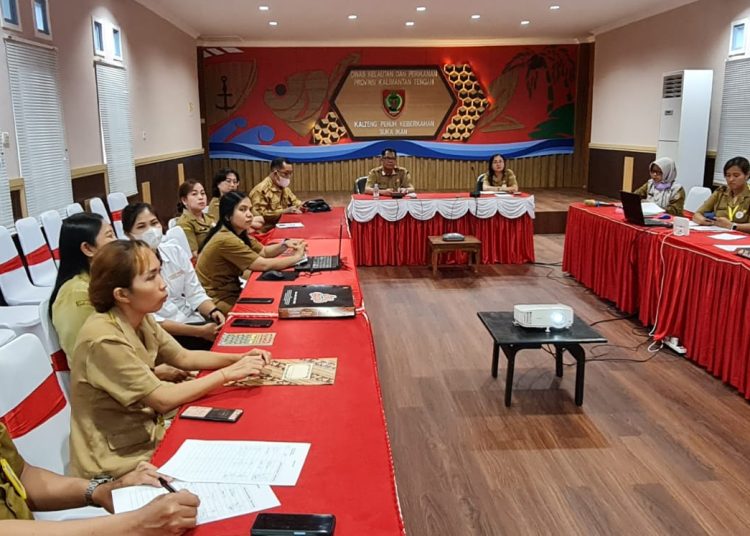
left=136, top=0, right=700, bottom=46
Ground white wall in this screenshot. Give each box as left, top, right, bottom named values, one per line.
left=0, top=0, right=200, bottom=179
left=590, top=0, right=750, bottom=152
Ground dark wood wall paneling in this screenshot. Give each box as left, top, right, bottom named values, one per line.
left=10, top=190, right=22, bottom=221
left=71, top=173, right=107, bottom=207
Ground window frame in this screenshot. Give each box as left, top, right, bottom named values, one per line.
left=1, top=0, right=21, bottom=31
left=92, top=18, right=105, bottom=56
left=729, top=18, right=748, bottom=58
left=31, top=0, right=51, bottom=39
left=112, top=25, right=122, bottom=61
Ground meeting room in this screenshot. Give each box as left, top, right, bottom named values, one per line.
left=1, top=0, right=750, bottom=534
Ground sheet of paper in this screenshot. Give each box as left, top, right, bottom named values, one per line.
left=234, top=358, right=337, bottom=387
left=112, top=482, right=279, bottom=525
left=689, top=223, right=728, bottom=232
left=641, top=202, right=665, bottom=216
left=276, top=222, right=304, bottom=229
left=715, top=244, right=750, bottom=252
left=158, top=440, right=310, bottom=485
left=709, top=233, right=745, bottom=241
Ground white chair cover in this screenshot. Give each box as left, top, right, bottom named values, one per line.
left=107, top=192, right=129, bottom=238
left=0, top=226, right=52, bottom=305
left=685, top=186, right=712, bottom=213
left=88, top=197, right=111, bottom=224
left=65, top=203, right=84, bottom=217
left=15, top=217, right=58, bottom=287
left=39, top=209, right=63, bottom=267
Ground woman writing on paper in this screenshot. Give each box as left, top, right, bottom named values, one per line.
left=633, top=157, right=685, bottom=216
left=69, top=240, right=270, bottom=479
left=693, top=156, right=750, bottom=232
left=479, top=154, right=519, bottom=193
left=196, top=191, right=307, bottom=314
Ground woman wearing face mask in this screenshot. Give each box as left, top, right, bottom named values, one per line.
left=122, top=203, right=225, bottom=351
left=176, top=179, right=215, bottom=259
left=633, top=157, right=685, bottom=216
left=197, top=191, right=307, bottom=314
left=694, top=156, right=750, bottom=231
left=49, top=213, right=117, bottom=364
left=69, top=240, right=270, bottom=479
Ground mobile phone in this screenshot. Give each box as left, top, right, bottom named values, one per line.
left=251, top=513, right=335, bottom=536
left=237, top=297, right=275, bottom=304
left=232, top=318, right=274, bottom=328
left=180, top=406, right=243, bottom=423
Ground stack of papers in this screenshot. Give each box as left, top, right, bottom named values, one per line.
left=641, top=202, right=665, bottom=216
left=113, top=440, right=310, bottom=526
left=709, top=233, right=745, bottom=241
left=276, top=222, right=304, bottom=229
left=715, top=244, right=750, bottom=252
left=689, top=222, right=728, bottom=232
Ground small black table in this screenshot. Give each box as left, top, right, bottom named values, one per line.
left=477, top=311, right=607, bottom=406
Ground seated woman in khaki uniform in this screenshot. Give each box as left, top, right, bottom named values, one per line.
left=694, top=156, right=750, bottom=232
left=69, top=240, right=270, bottom=479
left=175, top=179, right=216, bottom=259
left=633, top=157, right=685, bottom=216
left=479, top=154, right=519, bottom=193
left=196, top=191, right=308, bottom=314
left=0, top=423, right=200, bottom=533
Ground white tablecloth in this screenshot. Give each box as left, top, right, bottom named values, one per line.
left=346, top=194, right=535, bottom=223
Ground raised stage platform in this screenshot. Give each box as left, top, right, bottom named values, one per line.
left=295, top=188, right=613, bottom=234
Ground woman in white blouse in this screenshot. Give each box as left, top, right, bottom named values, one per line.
left=122, top=203, right=225, bottom=351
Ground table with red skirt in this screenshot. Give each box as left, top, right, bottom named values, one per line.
left=347, top=192, right=536, bottom=266
left=563, top=203, right=750, bottom=398
left=152, top=214, right=405, bottom=535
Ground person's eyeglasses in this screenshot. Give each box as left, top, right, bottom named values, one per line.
left=224, top=179, right=240, bottom=185
left=276, top=171, right=294, bottom=178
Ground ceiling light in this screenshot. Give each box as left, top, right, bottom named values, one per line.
left=416, top=6, right=426, bottom=11
left=471, top=14, right=481, bottom=19
left=269, top=21, right=278, bottom=26
left=259, top=5, right=269, bottom=11
left=550, top=5, right=560, bottom=10
left=405, top=21, right=415, bottom=26
left=520, top=20, right=530, bottom=26
left=348, top=14, right=357, bottom=20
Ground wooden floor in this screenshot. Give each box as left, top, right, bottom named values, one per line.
left=359, top=235, right=750, bottom=535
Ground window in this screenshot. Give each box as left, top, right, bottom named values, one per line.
left=1, top=0, right=20, bottom=30
left=713, top=57, right=750, bottom=184
left=729, top=18, right=748, bottom=57
left=32, top=0, right=50, bottom=37
left=112, top=27, right=122, bottom=60
left=5, top=40, right=73, bottom=216
left=92, top=19, right=104, bottom=55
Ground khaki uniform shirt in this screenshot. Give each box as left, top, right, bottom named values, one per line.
left=633, top=180, right=685, bottom=216
left=207, top=197, right=220, bottom=222
left=176, top=210, right=216, bottom=254
left=480, top=169, right=518, bottom=190
left=51, top=272, right=94, bottom=366
left=696, top=184, right=750, bottom=222
left=365, top=166, right=414, bottom=191
left=249, top=177, right=302, bottom=229
left=0, top=424, right=33, bottom=521
left=196, top=228, right=264, bottom=314
left=69, top=309, right=182, bottom=478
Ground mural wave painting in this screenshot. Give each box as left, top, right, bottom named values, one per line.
left=209, top=138, right=574, bottom=163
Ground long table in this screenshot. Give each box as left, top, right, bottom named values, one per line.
left=563, top=203, right=750, bottom=398
left=347, top=193, right=536, bottom=266
left=152, top=213, right=405, bottom=535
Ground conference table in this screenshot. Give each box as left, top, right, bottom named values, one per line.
left=563, top=203, right=750, bottom=398
left=347, top=192, right=536, bottom=266
left=152, top=209, right=405, bottom=535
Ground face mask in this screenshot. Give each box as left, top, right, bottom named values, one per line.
left=654, top=181, right=672, bottom=191
left=134, top=226, right=163, bottom=249
left=277, top=177, right=291, bottom=188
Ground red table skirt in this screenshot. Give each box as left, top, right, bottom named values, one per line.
left=350, top=213, right=535, bottom=266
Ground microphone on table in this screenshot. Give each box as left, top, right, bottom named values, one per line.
left=584, top=199, right=614, bottom=207
left=470, top=165, right=481, bottom=198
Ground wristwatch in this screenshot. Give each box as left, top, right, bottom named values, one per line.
left=731, top=223, right=738, bottom=231
left=84, top=475, right=112, bottom=507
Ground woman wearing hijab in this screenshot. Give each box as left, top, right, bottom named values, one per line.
left=632, top=157, right=685, bottom=216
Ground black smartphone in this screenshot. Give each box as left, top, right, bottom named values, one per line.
left=251, top=513, right=335, bottom=536
left=237, top=297, right=275, bottom=304
left=232, top=318, right=274, bottom=328
left=180, top=406, right=243, bottom=423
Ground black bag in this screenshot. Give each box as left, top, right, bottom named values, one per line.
left=303, top=198, right=331, bottom=212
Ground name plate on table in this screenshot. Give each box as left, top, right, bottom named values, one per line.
left=279, top=285, right=355, bottom=319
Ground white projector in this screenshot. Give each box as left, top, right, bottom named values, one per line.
left=513, top=304, right=574, bottom=331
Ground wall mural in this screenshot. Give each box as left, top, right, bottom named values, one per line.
left=202, top=45, right=578, bottom=162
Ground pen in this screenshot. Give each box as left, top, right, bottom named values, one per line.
left=158, top=477, right=177, bottom=493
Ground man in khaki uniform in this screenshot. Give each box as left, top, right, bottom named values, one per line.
left=196, top=227, right=265, bottom=314
left=250, top=157, right=303, bottom=231
left=0, top=423, right=199, bottom=531
left=365, top=148, right=415, bottom=195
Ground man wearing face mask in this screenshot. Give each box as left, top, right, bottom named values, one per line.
left=122, top=203, right=228, bottom=352
left=250, top=157, right=303, bottom=232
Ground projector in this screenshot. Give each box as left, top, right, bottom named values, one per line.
left=513, top=304, right=574, bottom=331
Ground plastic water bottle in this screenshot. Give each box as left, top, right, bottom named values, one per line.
left=373, top=183, right=380, bottom=200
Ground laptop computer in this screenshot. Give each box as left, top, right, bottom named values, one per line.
left=294, top=223, right=343, bottom=272
left=619, top=191, right=672, bottom=227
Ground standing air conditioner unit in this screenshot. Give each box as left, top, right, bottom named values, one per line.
left=656, top=70, right=713, bottom=192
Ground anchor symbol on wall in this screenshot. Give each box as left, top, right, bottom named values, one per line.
left=216, top=76, right=235, bottom=111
